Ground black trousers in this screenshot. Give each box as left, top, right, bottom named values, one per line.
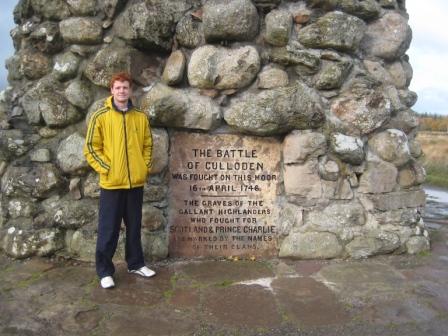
left=96, top=187, right=145, bottom=278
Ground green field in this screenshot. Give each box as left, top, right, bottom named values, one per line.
left=417, top=131, right=448, bottom=188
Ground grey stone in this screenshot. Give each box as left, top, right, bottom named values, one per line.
left=373, top=208, right=420, bottom=227
left=330, top=87, right=393, bottom=136
left=330, top=133, right=364, bottom=165
left=2, top=227, right=64, bottom=259
left=358, top=159, right=398, bottom=194
left=65, top=80, right=93, bottom=110
left=386, top=61, right=410, bottom=89
left=30, top=148, right=51, bottom=162
left=30, top=0, right=71, bottom=20
left=7, top=198, right=36, bottom=219
left=305, top=202, right=366, bottom=234
left=298, top=11, right=366, bottom=52
left=224, top=81, right=325, bottom=136
left=257, top=65, right=289, bottom=89
left=141, top=83, right=221, bottom=131
left=368, top=129, right=411, bottom=167
left=59, top=17, right=103, bottom=45
left=84, top=44, right=155, bottom=88
left=398, top=89, right=418, bottom=108
left=362, top=12, right=412, bottom=60
left=66, top=227, right=97, bottom=261
left=269, top=47, right=320, bottom=73
left=83, top=171, right=100, bottom=198
left=19, top=50, right=52, bottom=80
left=0, top=129, right=29, bottom=159
left=387, top=109, right=419, bottom=134
left=142, top=204, right=166, bottom=231
left=308, top=0, right=381, bottom=20
left=284, top=159, right=322, bottom=199
left=47, top=198, right=98, bottom=230
left=57, top=133, right=89, bottom=174
left=113, top=0, right=191, bottom=51
left=22, top=81, right=81, bottom=127
left=188, top=45, right=260, bottom=90
left=264, top=9, right=292, bottom=46
left=1, top=163, right=62, bottom=199
left=406, top=236, right=430, bottom=254
left=53, top=52, right=80, bottom=81
left=143, top=184, right=168, bottom=203
left=361, top=190, right=426, bottom=211
left=162, top=50, right=186, bottom=85
left=66, top=0, right=98, bottom=16
left=346, top=231, right=401, bottom=258
left=283, top=131, right=327, bottom=164
left=150, top=128, right=169, bottom=174
left=318, top=156, right=340, bottom=181
left=378, top=0, right=398, bottom=9
left=315, top=60, right=352, bottom=90
left=363, top=60, right=394, bottom=84
left=203, top=0, right=259, bottom=42
left=278, top=203, right=303, bottom=236
left=103, top=0, right=127, bottom=19
left=175, top=13, right=204, bottom=49
left=142, top=231, right=168, bottom=261
left=279, top=231, right=343, bottom=259
left=408, top=138, right=422, bottom=158
left=28, top=22, right=64, bottom=54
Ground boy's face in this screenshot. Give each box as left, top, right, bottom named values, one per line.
left=111, top=80, right=131, bottom=105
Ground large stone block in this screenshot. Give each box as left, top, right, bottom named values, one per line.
left=361, top=12, right=412, bottom=60
left=224, top=81, right=325, bottom=136
left=114, top=0, right=191, bottom=50
left=1, top=164, right=62, bottom=199
left=141, top=83, right=221, bottom=131
left=284, top=159, right=323, bottom=199
left=188, top=45, right=260, bottom=90
left=305, top=202, right=366, bottom=234
left=279, top=231, right=343, bottom=259
left=298, top=11, right=366, bottom=52
left=57, top=132, right=89, bottom=174
left=361, top=190, right=426, bottom=211
left=368, top=129, right=411, bottom=167
left=162, top=50, right=186, bottom=85
left=283, top=131, right=326, bottom=164
left=203, top=0, right=259, bottom=42
left=30, top=0, right=71, bottom=20
left=84, top=45, right=157, bottom=88
left=22, top=79, right=81, bottom=127
left=358, top=160, right=398, bottom=194
left=330, top=133, right=364, bottom=165
left=59, top=17, right=103, bottom=45
left=345, top=231, right=400, bottom=259
left=330, top=87, right=393, bottom=136
left=264, top=9, right=292, bottom=46
left=2, top=227, right=64, bottom=259
left=150, top=128, right=169, bottom=174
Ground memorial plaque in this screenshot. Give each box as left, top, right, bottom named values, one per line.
left=168, top=132, right=281, bottom=257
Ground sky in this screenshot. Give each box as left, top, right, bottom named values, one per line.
left=0, top=0, right=447, bottom=115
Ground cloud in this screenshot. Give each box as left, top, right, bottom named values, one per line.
left=407, top=0, right=448, bottom=115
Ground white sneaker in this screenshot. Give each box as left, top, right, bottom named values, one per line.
left=128, top=266, right=156, bottom=278
left=100, top=276, right=115, bottom=289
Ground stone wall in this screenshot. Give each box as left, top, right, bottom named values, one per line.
left=0, top=0, right=429, bottom=261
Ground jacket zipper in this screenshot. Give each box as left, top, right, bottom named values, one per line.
left=122, top=111, right=132, bottom=188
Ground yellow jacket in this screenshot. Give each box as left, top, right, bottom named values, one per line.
left=84, top=96, right=153, bottom=189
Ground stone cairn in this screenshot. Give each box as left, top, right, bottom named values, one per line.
left=0, top=0, right=429, bottom=261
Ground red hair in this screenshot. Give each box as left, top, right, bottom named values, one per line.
left=109, top=72, right=132, bottom=89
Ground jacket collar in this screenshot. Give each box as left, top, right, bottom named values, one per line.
left=105, top=96, right=133, bottom=113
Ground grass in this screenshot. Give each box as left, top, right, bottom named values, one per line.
left=416, top=132, right=448, bottom=188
